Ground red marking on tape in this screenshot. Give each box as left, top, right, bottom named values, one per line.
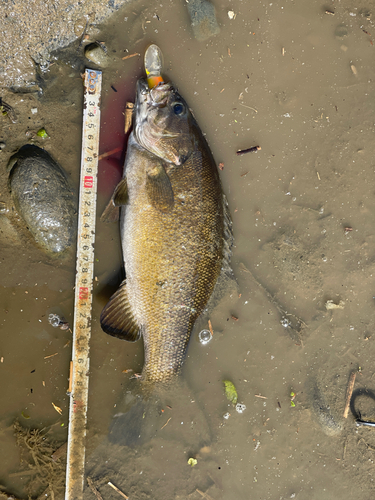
left=79, top=287, right=89, bottom=300
left=84, top=176, right=93, bottom=188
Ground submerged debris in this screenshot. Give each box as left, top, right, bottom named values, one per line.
left=84, top=42, right=109, bottom=67
left=124, top=102, right=134, bottom=134
left=0, top=98, right=17, bottom=123
left=6, top=421, right=66, bottom=499
left=185, top=0, right=220, bottom=41
left=309, top=380, right=343, bottom=436
left=36, top=127, right=49, bottom=139
left=325, top=299, right=345, bottom=310
left=223, top=380, right=238, bottom=405
left=236, top=145, right=261, bottom=156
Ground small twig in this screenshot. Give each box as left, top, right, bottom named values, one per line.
left=236, top=146, right=261, bottom=156
left=9, top=469, right=35, bottom=477
left=196, top=489, right=216, bottom=500
left=358, top=437, right=375, bottom=451
left=239, top=103, right=258, bottom=113
left=208, top=319, right=214, bottom=336
left=87, top=477, right=104, bottom=500
left=68, top=361, right=73, bottom=394
left=124, top=102, right=134, bottom=134
left=107, top=481, right=129, bottom=499
left=254, top=394, right=267, bottom=399
left=160, top=417, right=171, bottom=430
left=98, top=147, right=122, bottom=161
left=343, top=371, right=356, bottom=418
left=51, top=442, right=67, bottom=462
left=122, top=52, right=140, bottom=60
left=44, top=353, right=58, bottom=359
left=77, top=20, right=89, bottom=51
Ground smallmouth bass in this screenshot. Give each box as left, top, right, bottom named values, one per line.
left=101, top=77, right=234, bottom=384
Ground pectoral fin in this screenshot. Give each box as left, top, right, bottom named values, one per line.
left=146, top=165, right=174, bottom=212
left=100, top=177, right=128, bottom=223
left=100, top=280, right=141, bottom=342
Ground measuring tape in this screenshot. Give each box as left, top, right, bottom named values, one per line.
left=65, top=69, right=102, bottom=499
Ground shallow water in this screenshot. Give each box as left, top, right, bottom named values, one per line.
left=2, top=0, right=375, bottom=498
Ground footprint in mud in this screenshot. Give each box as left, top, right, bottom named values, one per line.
left=7, top=144, right=77, bottom=255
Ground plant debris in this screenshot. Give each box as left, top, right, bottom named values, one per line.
left=3, top=421, right=67, bottom=499
left=223, top=380, right=238, bottom=405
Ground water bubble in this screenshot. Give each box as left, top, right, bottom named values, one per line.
left=48, top=313, right=60, bottom=327
left=236, top=403, right=247, bottom=413
left=198, top=329, right=212, bottom=345
left=48, top=313, right=70, bottom=330
left=281, top=317, right=291, bottom=328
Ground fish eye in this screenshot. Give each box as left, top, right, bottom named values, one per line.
left=173, top=103, right=184, bottom=115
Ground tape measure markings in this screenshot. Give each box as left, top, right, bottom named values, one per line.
left=65, top=68, right=102, bottom=500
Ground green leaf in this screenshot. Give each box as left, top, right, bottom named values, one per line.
left=223, top=380, right=238, bottom=405
left=290, top=401, right=296, bottom=407
left=37, top=128, right=49, bottom=139
left=188, top=458, right=197, bottom=467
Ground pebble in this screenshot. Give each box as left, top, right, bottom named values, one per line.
left=185, top=0, right=220, bottom=41
left=84, top=42, right=109, bottom=67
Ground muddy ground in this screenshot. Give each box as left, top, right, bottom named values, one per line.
left=2, top=0, right=375, bottom=498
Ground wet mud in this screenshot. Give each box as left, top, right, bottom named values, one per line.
left=2, top=0, right=375, bottom=499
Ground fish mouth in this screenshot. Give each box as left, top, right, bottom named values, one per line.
left=135, top=78, right=173, bottom=113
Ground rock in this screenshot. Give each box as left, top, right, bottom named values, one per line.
left=185, top=0, right=220, bottom=41
left=8, top=145, right=77, bottom=255
left=84, top=42, right=109, bottom=67
left=0, top=0, right=131, bottom=89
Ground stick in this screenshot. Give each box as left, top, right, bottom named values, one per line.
left=87, top=478, right=104, bottom=500
left=208, top=319, right=214, bottom=336
left=122, top=52, right=140, bottom=60
left=196, top=489, right=216, bottom=500
left=236, top=146, right=261, bottom=156
left=124, top=102, right=134, bottom=134
left=51, top=442, right=67, bottom=462
left=160, top=417, right=171, bottom=430
left=68, top=360, right=73, bottom=393
left=107, top=482, right=129, bottom=499
left=44, top=352, right=58, bottom=359
left=343, top=371, right=356, bottom=418
left=98, top=147, right=122, bottom=161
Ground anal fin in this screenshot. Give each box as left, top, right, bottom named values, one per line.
left=100, top=279, right=141, bottom=342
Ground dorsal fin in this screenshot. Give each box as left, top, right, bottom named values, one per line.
left=100, top=280, right=141, bottom=342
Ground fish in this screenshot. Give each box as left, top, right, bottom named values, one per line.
left=100, top=77, right=234, bottom=384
